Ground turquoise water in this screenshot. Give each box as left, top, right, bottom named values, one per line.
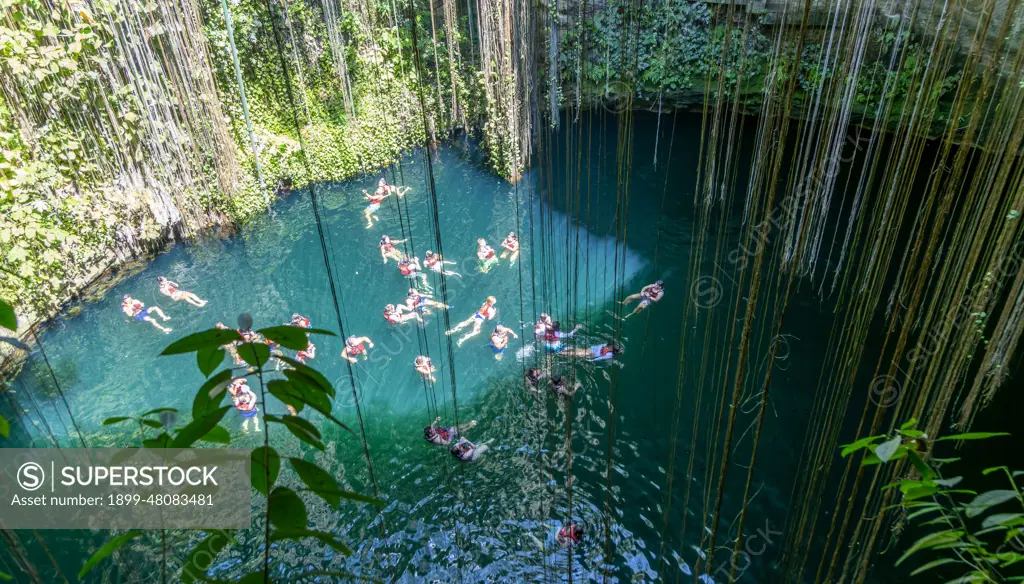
left=4, top=115, right=832, bottom=582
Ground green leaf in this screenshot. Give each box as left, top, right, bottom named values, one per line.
left=171, top=406, right=231, bottom=448
left=875, top=436, right=903, bottom=463
left=304, top=328, right=337, bottom=337
left=193, top=370, right=233, bottom=419
left=237, top=343, right=270, bottom=368
left=0, top=415, right=8, bottom=438
left=907, top=450, right=935, bottom=480
left=256, top=325, right=309, bottom=351
left=180, top=530, right=232, bottom=584
left=103, top=416, right=133, bottom=426
left=910, top=558, right=955, bottom=576
left=900, top=429, right=925, bottom=438
left=904, top=486, right=939, bottom=501
left=289, top=458, right=342, bottom=506
left=269, top=378, right=352, bottom=435
left=270, top=529, right=352, bottom=556
left=983, top=466, right=1010, bottom=476
left=840, top=435, right=884, bottom=457
left=197, top=348, right=225, bottom=378
left=965, top=490, right=1018, bottom=518
left=141, top=419, right=163, bottom=429
left=199, top=425, right=230, bottom=444
left=900, top=418, right=918, bottom=430
left=142, top=432, right=172, bottom=449
left=934, top=477, right=963, bottom=487
left=936, top=432, right=1010, bottom=442
left=78, top=530, right=144, bottom=578
left=982, top=513, right=1024, bottom=529
left=277, top=356, right=335, bottom=397
left=0, top=570, right=11, bottom=580
left=251, top=446, right=280, bottom=496
left=162, top=329, right=242, bottom=355
left=268, top=487, right=307, bottom=531
left=0, top=299, right=16, bottom=331
left=141, top=408, right=178, bottom=417
left=270, top=416, right=324, bottom=451
left=267, top=380, right=305, bottom=414
left=907, top=505, right=943, bottom=521
left=895, top=530, right=963, bottom=566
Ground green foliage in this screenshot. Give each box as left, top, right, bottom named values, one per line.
left=841, top=420, right=1023, bottom=581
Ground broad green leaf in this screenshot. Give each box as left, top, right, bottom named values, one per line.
left=289, top=458, right=341, bottom=506
left=199, top=425, right=230, bottom=444
left=142, top=433, right=172, bottom=448
left=162, top=329, right=242, bottom=355
left=192, top=370, right=233, bottom=419
left=907, top=451, right=934, bottom=480
left=141, top=408, right=178, bottom=417
left=180, top=530, right=232, bottom=584
left=277, top=356, right=335, bottom=396
left=237, top=343, right=270, bottom=368
left=78, top=530, right=144, bottom=578
left=965, top=490, right=1018, bottom=518
left=272, top=416, right=325, bottom=451
left=268, top=487, right=307, bottom=531
left=266, top=380, right=304, bottom=414
left=982, top=513, right=1024, bottom=529
left=936, top=432, right=1010, bottom=442
left=103, top=416, right=132, bottom=426
left=900, top=429, right=925, bottom=438
left=900, top=418, right=918, bottom=430
left=910, top=558, right=955, bottom=576
left=251, top=446, right=280, bottom=496
left=840, top=435, right=884, bottom=457
left=903, top=486, right=939, bottom=501
left=304, top=328, right=337, bottom=337
left=0, top=298, right=16, bottom=331
left=907, top=504, right=943, bottom=521
left=141, top=419, right=163, bottom=429
left=875, top=436, right=903, bottom=463
left=256, top=325, right=309, bottom=351
left=269, top=378, right=351, bottom=434
left=0, top=415, right=8, bottom=438
left=270, top=529, right=352, bottom=556
left=197, top=348, right=225, bottom=378
left=895, top=530, right=963, bottom=566
left=934, top=476, right=963, bottom=487
left=0, top=570, right=11, bottom=580
left=983, top=466, right=1010, bottom=476
left=171, top=406, right=231, bottom=448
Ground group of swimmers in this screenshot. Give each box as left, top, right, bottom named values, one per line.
left=120, top=276, right=209, bottom=333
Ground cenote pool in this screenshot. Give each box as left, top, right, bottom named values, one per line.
left=6, top=114, right=845, bottom=582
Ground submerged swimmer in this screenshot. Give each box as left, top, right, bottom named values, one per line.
left=543, top=321, right=583, bottom=351
left=379, top=235, right=406, bottom=264
left=398, top=255, right=432, bottom=291
left=405, top=288, right=448, bottom=314
left=499, top=232, right=520, bottom=266
left=290, top=313, right=311, bottom=329
left=384, top=303, right=423, bottom=325
left=450, top=437, right=488, bottom=462
left=121, top=295, right=172, bottom=333
left=423, top=250, right=462, bottom=277
left=341, top=335, right=374, bottom=363
left=446, top=296, right=497, bottom=347
left=216, top=322, right=243, bottom=364
left=414, top=355, right=436, bottom=382
left=228, top=377, right=260, bottom=433
left=525, top=367, right=546, bottom=391
left=423, top=416, right=478, bottom=446
left=557, top=523, right=584, bottom=547
left=488, top=324, right=519, bottom=360
left=363, top=184, right=391, bottom=228
left=561, top=342, right=623, bottom=363
left=534, top=313, right=554, bottom=337
left=550, top=375, right=582, bottom=398
left=157, top=276, right=207, bottom=307
left=476, top=238, right=498, bottom=272
left=621, top=280, right=665, bottom=319
left=378, top=177, right=411, bottom=198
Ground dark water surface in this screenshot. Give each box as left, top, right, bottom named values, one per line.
left=6, top=113, right=854, bottom=582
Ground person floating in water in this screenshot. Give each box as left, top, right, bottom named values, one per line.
left=121, top=295, right=172, bottom=333
left=414, top=355, right=436, bottom=382
left=398, top=255, right=432, bottom=292
left=363, top=183, right=391, bottom=228
left=423, top=416, right=478, bottom=446
left=534, top=313, right=554, bottom=338
left=476, top=238, right=498, bottom=272
left=296, top=341, right=316, bottom=363
left=290, top=313, right=311, bottom=329
left=489, top=324, right=519, bottom=360
left=446, top=296, right=497, bottom=347
left=561, top=342, right=623, bottom=363
left=543, top=321, right=583, bottom=351
left=557, top=523, right=584, bottom=547
left=378, top=177, right=411, bottom=198
left=621, top=280, right=665, bottom=319
left=379, top=235, right=406, bottom=264
left=423, top=250, right=462, bottom=278
left=341, top=335, right=374, bottom=363
left=451, top=437, right=488, bottom=462
left=499, top=232, right=520, bottom=266
left=405, top=288, right=448, bottom=314
left=216, top=322, right=244, bottom=364
left=228, top=377, right=260, bottom=433
left=550, top=375, right=582, bottom=398
left=157, top=276, right=207, bottom=307
left=384, top=303, right=423, bottom=325
left=525, top=367, right=545, bottom=391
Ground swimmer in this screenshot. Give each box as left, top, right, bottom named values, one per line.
left=557, top=523, right=584, bottom=547
left=525, top=368, right=545, bottom=391
left=216, top=322, right=243, bottom=364
left=423, top=416, right=478, bottom=446
left=121, top=295, right=172, bottom=333
left=228, top=377, right=260, bottom=433
left=405, top=288, right=448, bottom=314
left=561, top=342, right=623, bottom=362
left=157, top=276, right=207, bottom=307
left=476, top=238, right=498, bottom=272
left=290, top=313, right=311, bottom=329
left=414, top=355, right=436, bottom=382
left=378, top=177, right=411, bottom=198
left=446, top=296, right=497, bottom=347
left=398, top=255, right=432, bottom=291
left=363, top=184, right=391, bottom=228
left=488, top=324, right=519, bottom=360
left=550, top=375, right=582, bottom=398
left=451, top=437, right=488, bottom=462
left=341, top=335, right=374, bottom=363
left=543, top=321, right=583, bottom=351
left=423, top=250, right=462, bottom=278
left=296, top=341, right=316, bottom=363
left=621, top=280, right=666, bottom=319
left=379, top=235, right=406, bottom=264
left=499, top=232, right=520, bottom=265
left=384, top=303, right=423, bottom=325
left=534, top=313, right=554, bottom=337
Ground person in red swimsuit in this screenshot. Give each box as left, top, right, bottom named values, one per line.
left=341, top=335, right=374, bottom=363
left=446, top=296, right=497, bottom=347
